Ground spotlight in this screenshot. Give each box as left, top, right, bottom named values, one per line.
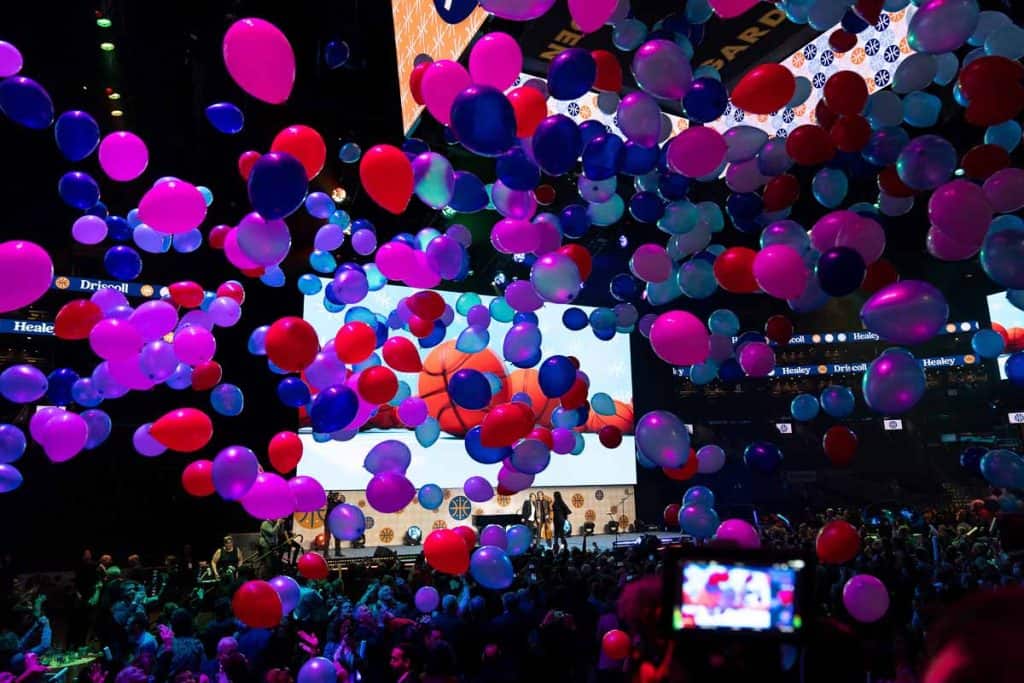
left=582, top=522, right=595, bottom=536
left=96, top=17, right=112, bottom=28
left=110, top=109, right=124, bottom=118
left=605, top=520, right=619, bottom=534
left=108, top=92, right=121, bottom=101
left=100, top=42, right=115, bottom=52
left=330, top=187, right=347, bottom=203
left=403, top=526, right=422, bottom=546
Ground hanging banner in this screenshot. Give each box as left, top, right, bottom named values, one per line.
left=50, top=275, right=159, bottom=299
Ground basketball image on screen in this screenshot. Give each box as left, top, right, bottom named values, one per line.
left=986, top=292, right=1024, bottom=379
left=679, top=561, right=798, bottom=632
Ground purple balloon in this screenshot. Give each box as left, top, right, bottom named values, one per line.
left=289, top=475, right=326, bottom=512
left=241, top=472, right=294, bottom=520
left=130, top=300, right=179, bottom=341
left=297, top=658, right=335, bottom=683
left=860, top=280, right=948, bottom=345
left=862, top=347, right=926, bottom=414
left=40, top=411, right=89, bottom=463
left=479, top=523, right=508, bottom=549
left=842, top=574, right=889, bottom=623
left=366, top=471, right=415, bottom=513
left=82, top=408, right=112, bottom=449
left=397, top=397, right=428, bottom=427
left=551, top=427, right=576, bottom=454
left=504, top=280, right=544, bottom=313
left=91, top=287, right=129, bottom=314
left=464, top=475, right=495, bottom=502
left=364, top=439, right=412, bottom=475
left=212, top=445, right=259, bottom=500
left=236, top=212, right=292, bottom=266
left=0, top=364, right=48, bottom=403
left=269, top=575, right=301, bottom=614
left=72, top=215, right=108, bottom=245
left=351, top=228, right=377, bottom=256
left=132, top=422, right=167, bottom=457
left=497, top=463, right=534, bottom=492
left=616, top=92, right=662, bottom=147
left=426, top=234, right=463, bottom=280
left=738, top=342, right=775, bottom=377
left=415, top=586, right=440, bottom=613
left=327, top=503, right=365, bottom=541
left=509, top=439, right=550, bottom=474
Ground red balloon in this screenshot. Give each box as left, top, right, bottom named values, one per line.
left=168, top=281, right=205, bottom=308
left=357, top=366, right=398, bottom=404
left=425, top=528, right=471, bottom=575
left=271, top=125, right=326, bottom=179
left=216, top=281, right=246, bottom=305
left=266, top=317, right=319, bottom=372
left=150, top=408, right=213, bottom=453
left=713, top=247, right=759, bottom=293
left=662, top=450, right=698, bottom=481
left=297, top=552, right=329, bottom=580
left=663, top=503, right=681, bottom=527
left=407, top=291, right=446, bottom=321
left=601, top=629, right=631, bottom=660
left=480, top=402, right=535, bottom=447
left=535, top=184, right=556, bottom=205
left=762, top=174, right=800, bottom=212
left=829, top=115, right=871, bottom=152
left=556, top=244, right=593, bottom=280
left=992, top=322, right=1009, bottom=345
left=731, top=64, right=795, bottom=115
left=814, top=99, right=839, bottom=130
left=823, top=425, right=858, bottom=467
left=877, top=165, right=915, bottom=198
left=599, top=425, right=623, bottom=448
left=382, top=336, right=422, bottom=372
left=855, top=0, right=884, bottom=25
left=507, top=86, right=548, bottom=138
left=764, top=315, right=794, bottom=345
left=816, top=520, right=860, bottom=564
left=823, top=71, right=868, bottom=115
left=528, top=427, right=554, bottom=449
left=232, top=581, right=283, bottom=628
left=860, top=258, right=899, bottom=294
left=452, top=525, right=477, bottom=552
left=268, top=431, right=303, bottom=473
left=407, top=315, right=434, bottom=338
left=190, top=361, right=223, bottom=391
left=238, top=150, right=261, bottom=181
left=786, top=125, right=836, bottom=166
left=55, top=300, right=103, bottom=340
left=181, top=460, right=215, bottom=497
left=958, top=56, right=1024, bottom=126
left=592, top=50, right=623, bottom=92
left=359, top=144, right=413, bottom=214
left=496, top=484, right=516, bottom=496
left=560, top=376, right=589, bottom=410
left=410, top=61, right=430, bottom=105
left=828, top=29, right=857, bottom=53
left=335, top=322, right=377, bottom=364
left=961, top=144, right=1010, bottom=180
left=209, top=225, right=230, bottom=250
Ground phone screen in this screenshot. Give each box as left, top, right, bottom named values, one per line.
left=673, top=559, right=804, bottom=633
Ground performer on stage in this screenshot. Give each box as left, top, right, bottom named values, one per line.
left=536, top=492, right=553, bottom=545
left=322, top=491, right=345, bottom=557
left=210, top=535, right=242, bottom=581
left=521, top=493, right=534, bottom=528
left=552, top=491, right=571, bottom=553
left=258, top=518, right=285, bottom=577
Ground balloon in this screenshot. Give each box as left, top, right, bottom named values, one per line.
left=366, top=471, right=415, bottom=513
left=205, top=102, right=244, bottom=134
left=896, top=134, right=957, bottom=191
left=310, top=385, right=358, bottom=433
left=271, top=125, right=326, bottom=180
left=415, top=586, right=440, bottom=614
left=382, top=337, right=422, bottom=372
left=548, top=48, right=596, bottom=100
left=39, top=412, right=89, bottom=463
left=738, top=342, right=775, bottom=377
left=715, top=519, right=761, bottom=549
left=0, top=76, right=53, bottom=129
left=181, top=460, right=214, bottom=496
left=692, top=444, right=724, bottom=474
left=425, top=528, right=471, bottom=575
left=860, top=281, right=948, bottom=345
left=601, top=629, right=631, bottom=660
left=679, top=504, right=720, bottom=539
left=450, top=85, right=517, bottom=157
left=418, top=484, right=444, bottom=511
left=232, top=581, right=283, bottom=628
left=863, top=348, right=926, bottom=414
left=816, top=520, right=860, bottom=564
left=138, top=180, right=207, bottom=234
left=983, top=167, right=1024, bottom=214
left=683, top=485, right=715, bottom=509
left=469, top=32, right=522, bottom=90
left=479, top=524, right=507, bottom=549
left=507, top=86, right=548, bottom=138
left=908, top=0, right=979, bottom=54
left=731, top=64, right=795, bottom=114
left=743, top=441, right=782, bottom=474
left=470, top=545, right=514, bottom=589
left=222, top=18, right=295, bottom=104
left=843, top=575, right=889, bottom=623
left=241, top=472, right=293, bottom=520
left=980, top=449, right=1024, bottom=488
left=82, top=408, right=112, bottom=449
left=616, top=92, right=661, bottom=147
left=0, top=424, right=26, bottom=465
left=246, top=152, right=307, bottom=220
left=97, top=132, right=148, bottom=182
left=1, top=465, right=26, bottom=492
left=0, top=364, right=47, bottom=403
left=297, top=552, right=329, bottom=580
left=268, top=575, right=301, bottom=615
left=820, top=385, right=855, bottom=418
left=360, top=145, right=413, bottom=214
left=972, top=329, right=1005, bottom=359
left=506, top=524, right=532, bottom=556
left=531, top=115, right=582, bottom=176
left=0, top=241, right=52, bottom=314
left=667, top=127, right=726, bottom=178
left=753, top=245, right=809, bottom=299
left=266, top=317, right=319, bottom=372
left=636, top=410, right=690, bottom=468
left=824, top=71, right=868, bottom=116
left=449, top=369, right=492, bottom=410
left=531, top=253, right=582, bottom=303
left=327, top=503, right=366, bottom=542
left=816, top=247, right=865, bottom=297
left=212, top=445, right=259, bottom=500
left=823, top=425, right=858, bottom=467
left=790, top=394, right=820, bottom=422
left=649, top=311, right=710, bottom=366
left=480, top=402, right=535, bottom=448
left=981, top=227, right=1024, bottom=290
left=683, top=77, right=728, bottom=123
left=632, top=39, right=691, bottom=100
left=54, top=110, right=100, bottom=162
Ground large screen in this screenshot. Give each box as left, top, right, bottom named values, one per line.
left=675, top=560, right=803, bottom=633
left=986, top=292, right=1024, bottom=379
left=299, top=284, right=636, bottom=489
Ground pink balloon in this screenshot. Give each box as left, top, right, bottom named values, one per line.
left=492, top=218, right=540, bottom=254
left=649, top=310, right=710, bottom=366
left=98, top=132, right=149, bottom=182
left=480, top=0, right=557, bottom=21
left=835, top=215, right=885, bottom=264
left=0, top=241, right=53, bottom=314
left=753, top=245, right=808, bottom=299
left=404, top=251, right=442, bottom=289
left=469, top=33, right=522, bottom=91
left=241, top=472, right=294, bottom=520
left=288, top=475, right=327, bottom=512
left=568, top=0, right=617, bottom=32
left=715, top=519, right=761, bottom=549
left=983, top=167, right=1024, bottom=214
left=738, top=341, right=775, bottom=377
left=40, top=412, right=89, bottom=463
left=710, top=0, right=761, bottom=19
left=376, top=241, right=417, bottom=281
left=926, top=225, right=980, bottom=261
left=421, top=60, right=471, bottom=126
left=222, top=18, right=295, bottom=105
left=532, top=216, right=563, bottom=255
left=89, top=319, right=144, bottom=360
left=810, top=210, right=858, bottom=253
left=107, top=357, right=157, bottom=391
left=236, top=212, right=292, bottom=266
left=138, top=180, right=208, bottom=234
left=30, top=407, right=66, bottom=444
left=928, top=179, right=992, bottom=247
left=173, top=325, right=217, bottom=365
left=667, top=127, right=727, bottom=178
left=842, top=574, right=889, bottom=623
left=629, top=244, right=672, bottom=283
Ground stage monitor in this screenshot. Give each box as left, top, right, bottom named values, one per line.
left=298, top=283, right=636, bottom=490
left=986, top=292, right=1024, bottom=379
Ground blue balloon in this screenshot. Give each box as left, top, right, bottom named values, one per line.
left=708, top=309, right=740, bottom=336
left=1007, top=351, right=1024, bottom=387
left=210, top=383, right=244, bottom=416
left=980, top=449, right=1024, bottom=488
left=449, top=369, right=492, bottom=410
left=82, top=409, right=112, bottom=449
left=531, top=115, right=581, bottom=176
left=46, top=368, right=80, bottom=406
left=0, top=465, right=23, bottom=494
left=582, top=134, right=624, bottom=181
left=560, top=203, right=590, bottom=238
left=277, top=377, right=311, bottom=408
left=104, top=246, right=143, bottom=281
left=629, top=191, right=665, bottom=223
left=562, top=307, right=588, bottom=330
left=506, top=524, right=532, bottom=556
left=433, top=0, right=478, bottom=23
left=0, top=424, right=27, bottom=465
left=496, top=147, right=541, bottom=191
left=972, top=329, right=1006, bottom=359
left=547, top=48, right=596, bottom=100
left=58, top=171, right=100, bottom=210
left=466, top=425, right=512, bottom=464
left=816, top=247, right=865, bottom=297
left=538, top=355, right=576, bottom=397
left=678, top=259, right=716, bottom=299
left=820, top=385, right=856, bottom=418
left=204, top=102, right=244, bottom=134
left=679, top=504, right=720, bottom=540
left=985, top=120, right=1022, bottom=153
left=902, top=91, right=941, bottom=128
left=683, top=485, right=715, bottom=508
left=450, top=85, right=516, bottom=157
left=449, top=171, right=489, bottom=212
left=309, top=385, right=358, bottom=433
left=621, top=142, right=660, bottom=176
left=959, top=446, right=986, bottom=475
left=470, top=546, right=514, bottom=590
left=54, top=110, right=100, bottom=161
left=324, top=40, right=350, bottom=69
left=683, top=77, right=728, bottom=123
left=743, top=441, right=783, bottom=474
left=106, top=215, right=132, bottom=242
left=790, top=393, right=820, bottom=421
left=418, top=483, right=444, bottom=510
left=247, top=152, right=308, bottom=219
left=578, top=119, right=607, bottom=148
left=0, top=76, right=54, bottom=129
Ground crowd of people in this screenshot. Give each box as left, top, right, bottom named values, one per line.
left=0, top=499, right=1020, bottom=683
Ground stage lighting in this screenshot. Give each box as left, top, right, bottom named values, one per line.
left=404, top=525, right=422, bottom=546
left=582, top=522, right=595, bottom=536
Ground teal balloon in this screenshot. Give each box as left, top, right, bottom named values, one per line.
left=658, top=200, right=700, bottom=235
left=933, top=52, right=960, bottom=86
left=416, top=417, right=441, bottom=447
left=902, top=91, right=942, bottom=128
left=457, top=325, right=489, bottom=353
left=812, top=168, right=848, bottom=208
left=820, top=385, right=855, bottom=418
left=893, top=53, right=938, bottom=94
left=412, top=152, right=456, bottom=209
left=689, top=361, right=718, bottom=385
left=984, top=23, right=1024, bottom=59
left=866, top=91, right=904, bottom=128
left=298, top=274, right=323, bottom=295
left=586, top=194, right=625, bottom=226
left=790, top=393, right=820, bottom=421
left=591, top=392, right=615, bottom=415
left=984, top=121, right=1021, bottom=152
left=210, top=383, right=244, bottom=416
left=418, top=483, right=443, bottom=510
left=708, top=309, right=739, bottom=336
left=971, top=329, right=1005, bottom=358
left=489, top=296, right=515, bottom=322
left=677, top=260, right=716, bottom=299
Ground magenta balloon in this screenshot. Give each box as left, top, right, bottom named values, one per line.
left=41, top=411, right=89, bottom=463
left=842, top=574, right=889, bottom=623
left=241, top=472, right=294, bottom=520
left=464, top=475, right=495, bottom=503
left=0, top=40, right=23, bottom=77
left=469, top=32, right=522, bottom=91
left=173, top=325, right=217, bottom=365
left=533, top=215, right=562, bottom=255
left=926, top=225, right=980, bottom=261
left=928, top=180, right=992, bottom=247
left=505, top=279, right=544, bottom=312
left=616, top=92, right=662, bottom=147
left=667, top=127, right=726, bottom=178
left=107, top=357, right=157, bottom=391
left=375, top=241, right=417, bottom=281
left=366, top=471, right=416, bottom=513
left=289, top=475, right=327, bottom=512
left=710, top=0, right=760, bottom=18
left=236, top=212, right=292, bottom=266
left=715, top=519, right=761, bottom=548
left=421, top=60, right=471, bottom=126
left=491, top=181, right=537, bottom=220
left=551, top=427, right=576, bottom=454
left=98, top=132, right=149, bottom=182
left=404, top=251, right=441, bottom=289
left=630, top=244, right=672, bottom=283
left=222, top=18, right=295, bottom=104
left=132, top=423, right=166, bottom=457
left=568, top=0, right=617, bottom=32
left=753, top=245, right=808, bottom=299
left=397, top=396, right=428, bottom=427
left=738, top=342, right=775, bottom=377
left=29, top=407, right=65, bottom=444
left=810, top=211, right=858, bottom=253
left=89, top=319, right=144, bottom=360
left=835, top=215, right=886, bottom=264
left=480, top=0, right=557, bottom=21
left=860, top=280, right=948, bottom=345
left=224, top=228, right=262, bottom=271
left=983, top=167, right=1024, bottom=214
left=649, top=310, right=710, bottom=366
left=138, top=180, right=207, bottom=234
left=0, top=241, right=54, bottom=314
left=130, top=300, right=179, bottom=341
left=479, top=523, right=508, bottom=549
left=492, top=218, right=540, bottom=254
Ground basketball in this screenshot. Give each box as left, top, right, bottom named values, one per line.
left=585, top=399, right=634, bottom=435
left=419, top=341, right=509, bottom=436
left=506, top=368, right=559, bottom=428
